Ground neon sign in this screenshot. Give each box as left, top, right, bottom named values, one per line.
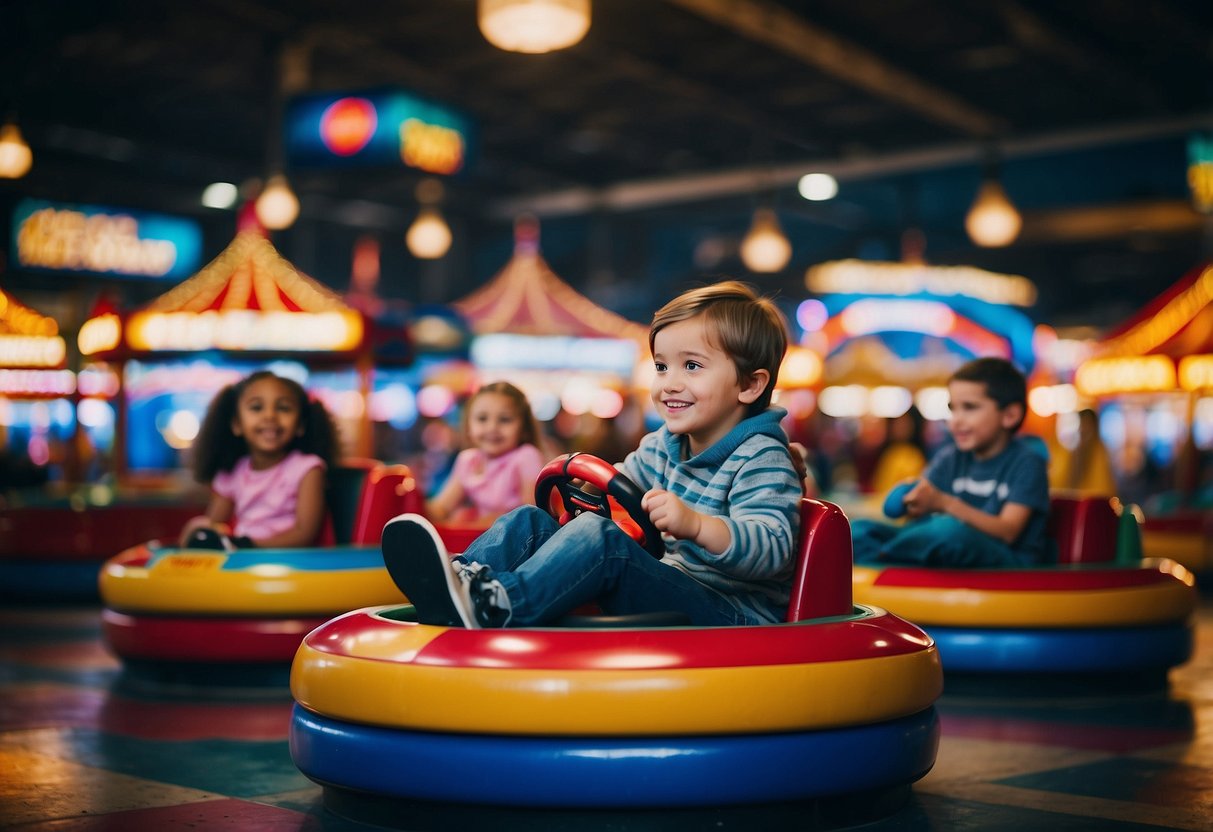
left=0, top=369, right=75, bottom=397
left=471, top=334, right=637, bottom=375
left=806, top=260, right=1037, bottom=307
left=0, top=335, right=66, bottom=368
left=839, top=299, right=955, bottom=338
left=1075, top=355, right=1177, bottom=396
left=11, top=199, right=202, bottom=280
left=287, top=88, right=472, bottom=175
left=320, top=98, right=377, bottom=156
left=818, top=299, right=1011, bottom=360
left=400, top=118, right=464, bottom=175
left=125, top=309, right=364, bottom=353
left=1179, top=355, right=1213, bottom=392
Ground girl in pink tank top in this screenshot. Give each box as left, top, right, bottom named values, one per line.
left=178, top=371, right=339, bottom=549
left=428, top=382, right=546, bottom=525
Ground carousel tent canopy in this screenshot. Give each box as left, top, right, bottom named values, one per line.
left=0, top=287, right=71, bottom=398
left=1092, top=263, right=1213, bottom=360
left=0, top=287, right=65, bottom=369
left=454, top=219, right=648, bottom=344
left=823, top=336, right=968, bottom=390
left=1076, top=263, right=1213, bottom=396
left=804, top=259, right=1037, bottom=373
left=79, top=231, right=363, bottom=356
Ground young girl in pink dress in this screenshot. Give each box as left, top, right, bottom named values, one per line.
left=426, top=381, right=546, bottom=526
left=178, top=371, right=339, bottom=550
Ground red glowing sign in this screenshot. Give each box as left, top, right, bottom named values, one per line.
left=320, top=98, right=377, bottom=156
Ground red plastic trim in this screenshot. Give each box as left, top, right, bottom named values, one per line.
left=102, top=609, right=326, bottom=662
left=872, top=564, right=1176, bottom=591
left=306, top=606, right=931, bottom=670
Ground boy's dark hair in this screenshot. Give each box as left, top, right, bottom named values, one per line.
left=949, top=357, right=1028, bottom=432
left=191, top=370, right=340, bottom=483
left=649, top=279, right=788, bottom=414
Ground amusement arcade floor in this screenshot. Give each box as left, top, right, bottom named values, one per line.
left=1, top=600, right=1210, bottom=831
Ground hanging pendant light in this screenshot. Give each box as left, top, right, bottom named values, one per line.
left=965, top=149, right=1021, bottom=248
left=254, top=174, right=300, bottom=230
left=406, top=178, right=452, bottom=259
left=406, top=207, right=453, bottom=259
left=0, top=122, right=33, bottom=179
left=478, top=0, right=591, bottom=54
left=965, top=178, right=1022, bottom=247
left=740, top=207, right=792, bottom=273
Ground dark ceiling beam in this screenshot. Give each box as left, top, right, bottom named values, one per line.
left=576, top=43, right=820, bottom=157
left=1020, top=199, right=1206, bottom=243
left=991, top=0, right=1163, bottom=109
left=664, top=0, right=1003, bottom=137
left=489, top=112, right=1210, bottom=218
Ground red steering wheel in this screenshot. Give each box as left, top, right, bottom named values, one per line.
left=534, top=453, right=666, bottom=559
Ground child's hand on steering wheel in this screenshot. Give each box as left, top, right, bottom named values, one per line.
left=641, top=488, right=701, bottom=542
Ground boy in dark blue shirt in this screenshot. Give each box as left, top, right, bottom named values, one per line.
left=853, top=357, right=1050, bottom=568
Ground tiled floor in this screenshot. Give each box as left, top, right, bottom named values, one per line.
left=1, top=602, right=1209, bottom=831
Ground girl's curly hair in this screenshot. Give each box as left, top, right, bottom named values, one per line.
left=190, top=370, right=340, bottom=483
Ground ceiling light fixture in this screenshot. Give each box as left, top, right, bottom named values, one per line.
left=252, top=43, right=308, bottom=232
left=965, top=151, right=1021, bottom=247
left=255, top=174, right=300, bottom=230
left=0, top=122, right=33, bottom=179
left=406, top=178, right=452, bottom=259
left=740, top=207, right=792, bottom=273
left=478, top=0, right=591, bottom=54
left=201, top=182, right=239, bottom=209
left=407, top=209, right=453, bottom=259
left=798, top=172, right=838, bottom=201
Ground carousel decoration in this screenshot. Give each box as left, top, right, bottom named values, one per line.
left=76, top=231, right=371, bottom=475
left=1073, top=262, right=1213, bottom=572
left=1075, top=262, right=1213, bottom=398
left=455, top=216, right=646, bottom=343
left=802, top=259, right=1037, bottom=420
left=452, top=216, right=648, bottom=421
left=0, top=287, right=71, bottom=398
left=111, top=231, right=362, bottom=355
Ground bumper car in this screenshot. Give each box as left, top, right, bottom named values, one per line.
left=0, top=492, right=205, bottom=601
left=1141, top=509, right=1212, bottom=579
left=854, top=492, right=1197, bottom=674
left=289, top=454, right=943, bottom=810
left=99, top=461, right=481, bottom=670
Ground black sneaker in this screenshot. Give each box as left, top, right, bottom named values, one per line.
left=462, top=561, right=512, bottom=628
left=381, top=514, right=511, bottom=628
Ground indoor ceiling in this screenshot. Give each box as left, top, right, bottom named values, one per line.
left=3, top=0, right=1212, bottom=329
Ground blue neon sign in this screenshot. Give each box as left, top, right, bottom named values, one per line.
left=11, top=199, right=203, bottom=281
left=285, top=88, right=474, bottom=175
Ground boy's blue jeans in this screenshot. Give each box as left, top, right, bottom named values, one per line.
left=851, top=514, right=1035, bottom=568
left=460, top=506, right=748, bottom=627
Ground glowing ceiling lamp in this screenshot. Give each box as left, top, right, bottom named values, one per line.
left=0, top=122, right=33, bottom=179
left=406, top=178, right=452, bottom=259
left=406, top=208, right=453, bottom=259
left=201, top=181, right=239, bottom=209
left=740, top=207, right=792, bottom=273
left=255, top=174, right=300, bottom=230
left=965, top=158, right=1021, bottom=247
left=478, top=0, right=590, bottom=54
left=797, top=172, right=838, bottom=201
